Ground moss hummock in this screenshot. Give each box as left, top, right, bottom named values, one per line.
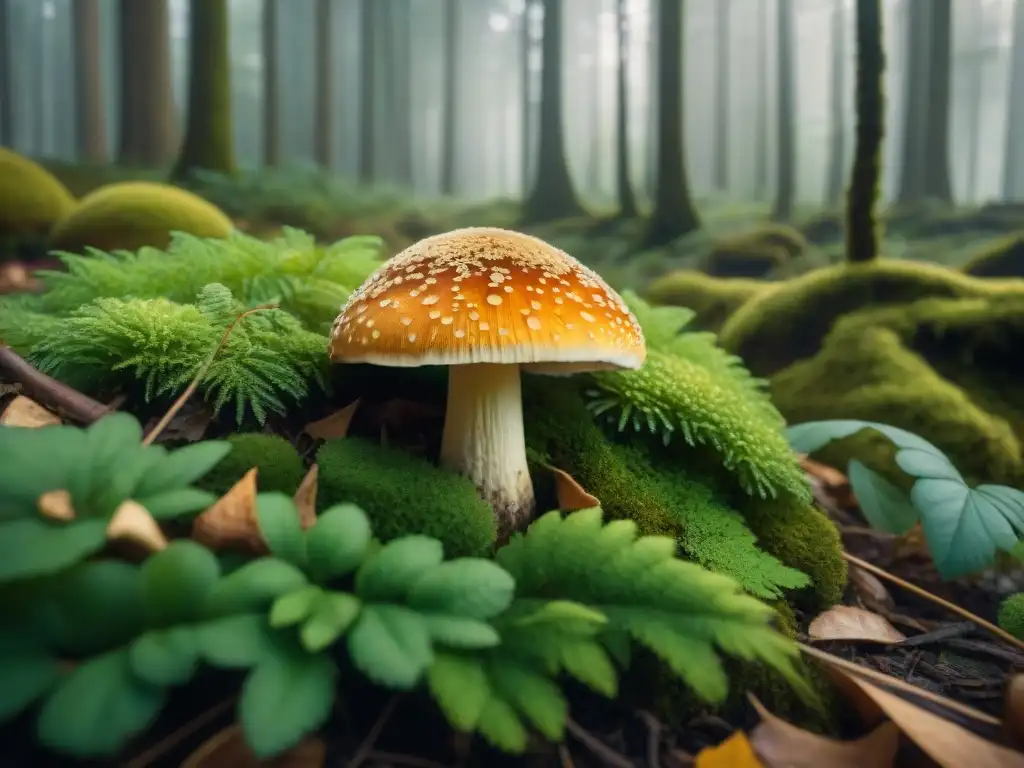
left=645, top=270, right=769, bottom=330
left=961, top=233, right=1024, bottom=278
left=196, top=433, right=307, bottom=497
left=0, top=148, right=76, bottom=240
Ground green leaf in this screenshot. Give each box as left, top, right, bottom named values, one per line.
left=354, top=535, right=444, bottom=602
left=256, top=492, right=307, bottom=567
left=299, top=592, right=362, bottom=653
left=0, top=426, right=85, bottom=519
left=305, top=503, right=372, bottom=581
left=141, top=540, right=221, bottom=625
left=559, top=639, right=618, bottom=696
left=0, top=636, right=62, bottom=724
left=420, top=614, right=501, bottom=649
left=135, top=440, right=233, bottom=496
left=407, top=559, right=515, bottom=619
left=487, top=657, right=567, bottom=741
left=347, top=604, right=434, bottom=689
left=786, top=419, right=938, bottom=456
left=239, top=643, right=337, bottom=758
left=506, top=600, right=608, bottom=635
left=128, top=627, right=200, bottom=686
left=427, top=653, right=491, bottom=732
left=36, top=649, right=166, bottom=758
left=140, top=488, right=218, bottom=519
left=202, top=557, right=308, bottom=617
left=195, top=613, right=278, bottom=669
left=0, top=518, right=107, bottom=583
left=896, top=448, right=964, bottom=483
left=846, top=460, right=919, bottom=535
left=270, top=586, right=323, bottom=629
left=477, top=696, right=528, bottom=753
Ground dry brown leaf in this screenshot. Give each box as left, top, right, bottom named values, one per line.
left=37, top=489, right=75, bottom=521
left=548, top=465, right=600, bottom=511
left=191, top=468, right=267, bottom=553
left=293, top=463, right=319, bottom=529
left=304, top=399, right=361, bottom=441
left=808, top=605, right=906, bottom=644
left=892, top=522, right=931, bottom=562
left=106, top=500, right=168, bottom=551
left=849, top=564, right=896, bottom=614
left=747, top=693, right=900, bottom=768
left=181, top=724, right=325, bottom=768
left=0, top=395, right=61, bottom=428
left=799, top=455, right=855, bottom=507
left=1004, top=676, right=1024, bottom=751
left=694, top=731, right=766, bottom=767
left=0, top=262, right=39, bottom=293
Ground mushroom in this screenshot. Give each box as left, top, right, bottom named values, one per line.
left=328, top=227, right=646, bottom=538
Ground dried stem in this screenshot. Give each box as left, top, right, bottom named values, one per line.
left=564, top=718, right=635, bottom=768
left=123, top=696, right=236, bottom=768
left=346, top=694, right=404, bottom=768
left=0, top=345, right=110, bottom=424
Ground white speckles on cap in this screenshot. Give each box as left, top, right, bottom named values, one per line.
left=327, top=226, right=646, bottom=371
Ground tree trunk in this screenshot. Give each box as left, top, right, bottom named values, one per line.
left=73, top=0, right=107, bottom=163
left=846, top=0, right=885, bottom=263
left=922, top=0, right=953, bottom=203
left=384, top=0, right=413, bottom=186
left=262, top=0, right=281, bottom=167
left=440, top=0, right=458, bottom=195
left=519, top=0, right=584, bottom=224
left=1005, top=0, right=1024, bottom=200
left=520, top=5, right=533, bottom=195
left=825, top=0, right=846, bottom=206
left=0, top=0, right=14, bottom=147
left=964, top=7, right=985, bottom=203
left=755, top=0, right=769, bottom=198
left=640, top=0, right=700, bottom=247
left=358, top=0, right=376, bottom=184
left=772, top=0, right=796, bottom=220
left=172, top=0, right=236, bottom=178
left=314, top=0, right=333, bottom=169
left=614, top=0, right=637, bottom=217
left=118, top=0, right=176, bottom=167
left=713, top=0, right=729, bottom=191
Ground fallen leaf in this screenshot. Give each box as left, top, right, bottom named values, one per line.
left=191, top=468, right=266, bottom=553
left=0, top=262, right=39, bottom=293
left=182, top=724, right=325, bottom=768
left=892, top=522, right=931, bottom=562
left=808, top=605, right=906, bottom=644
left=747, top=693, right=900, bottom=768
left=548, top=465, right=600, bottom=511
left=849, top=564, right=896, bottom=614
left=143, top=400, right=213, bottom=443
left=1004, top=676, right=1024, bottom=751
left=106, top=500, right=168, bottom=551
left=0, top=395, right=61, bottom=428
left=304, top=399, right=361, bottom=441
left=37, top=489, right=75, bottom=521
left=293, top=463, right=319, bottom=529
left=694, top=731, right=765, bottom=767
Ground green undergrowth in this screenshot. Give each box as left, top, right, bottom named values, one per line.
left=197, top=433, right=307, bottom=497
left=645, top=270, right=770, bottom=331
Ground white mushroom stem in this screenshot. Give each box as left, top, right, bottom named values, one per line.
left=439, top=362, right=536, bottom=538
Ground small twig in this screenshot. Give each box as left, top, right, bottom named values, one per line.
left=564, top=718, right=636, bottom=768
left=0, top=345, right=110, bottom=424
left=365, top=751, right=452, bottom=768
left=559, top=743, right=576, bottom=768
left=346, top=694, right=404, bottom=768
left=142, top=304, right=277, bottom=446
left=122, top=696, right=236, bottom=768
left=637, top=710, right=662, bottom=768
left=898, top=621, right=975, bottom=648
left=842, top=551, right=1024, bottom=653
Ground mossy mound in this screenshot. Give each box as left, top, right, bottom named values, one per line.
left=719, top=259, right=1024, bottom=377
left=196, top=433, right=307, bottom=497
left=703, top=224, right=806, bottom=279
left=962, top=233, right=1024, bottom=278
left=0, top=148, right=76, bottom=239
left=645, top=270, right=770, bottom=331
left=998, top=593, right=1024, bottom=640
left=49, top=181, right=235, bottom=254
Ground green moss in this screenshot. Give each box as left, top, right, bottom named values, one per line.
left=705, top=243, right=787, bottom=278
left=961, top=233, right=1024, bottom=278
left=315, top=436, right=496, bottom=558
left=196, top=433, right=306, bottom=496
left=645, top=270, right=768, bottom=331
left=998, top=593, right=1024, bottom=639
left=718, top=260, right=1024, bottom=376
left=0, top=148, right=76, bottom=239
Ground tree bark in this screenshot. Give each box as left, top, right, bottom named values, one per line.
left=1005, top=0, right=1024, bottom=200
left=172, top=0, right=236, bottom=178
left=825, top=0, right=846, bottom=206
left=314, top=0, right=333, bottom=169
left=922, top=0, right=953, bottom=203
left=772, top=0, right=796, bottom=220
left=262, top=0, right=281, bottom=167
left=614, top=0, right=637, bottom=217
left=713, top=0, right=730, bottom=191
left=755, top=0, right=769, bottom=198
left=0, top=0, right=13, bottom=147
left=964, top=6, right=986, bottom=203
left=73, top=0, right=107, bottom=163
left=384, top=0, right=413, bottom=186
left=519, top=0, right=584, bottom=224
left=358, top=0, right=376, bottom=184
left=640, top=0, right=700, bottom=247
left=440, top=0, right=458, bottom=195
left=520, top=5, right=533, bottom=195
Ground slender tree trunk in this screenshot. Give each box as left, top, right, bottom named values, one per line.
left=118, top=0, right=175, bottom=167
left=586, top=42, right=601, bottom=194
left=520, top=0, right=584, bottom=224
left=1004, top=0, right=1024, bottom=200
left=614, top=0, right=637, bottom=217
left=314, top=0, right=333, bottom=169
left=713, top=0, right=730, bottom=191
left=825, top=0, right=846, bottom=206
left=440, top=0, right=458, bottom=195
left=262, top=0, right=281, bottom=167
left=772, top=0, right=796, bottom=220
left=897, top=0, right=928, bottom=203
left=964, top=8, right=986, bottom=203
left=172, top=0, right=236, bottom=178
left=384, top=0, right=413, bottom=186
left=520, top=6, right=533, bottom=195
left=846, top=0, right=885, bottom=263
left=640, top=0, right=701, bottom=247
left=0, top=0, right=14, bottom=147
left=922, top=0, right=953, bottom=202
left=73, top=0, right=107, bottom=163
left=358, top=0, right=376, bottom=184
left=755, top=0, right=769, bottom=198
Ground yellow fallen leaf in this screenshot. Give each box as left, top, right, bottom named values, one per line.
left=808, top=605, right=906, bottom=644
left=37, top=489, right=75, bottom=521
left=182, top=724, right=325, bottom=768
left=548, top=465, right=600, bottom=511
left=106, top=500, right=168, bottom=551
left=0, top=395, right=61, bottom=428
left=304, top=399, right=361, bottom=441
left=747, top=693, right=900, bottom=768
left=694, top=731, right=766, bottom=767
left=191, top=468, right=266, bottom=553
left=293, top=463, right=319, bottom=529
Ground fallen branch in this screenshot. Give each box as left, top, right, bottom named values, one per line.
left=0, top=345, right=110, bottom=424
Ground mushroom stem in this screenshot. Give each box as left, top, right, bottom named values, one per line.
left=439, top=362, right=536, bottom=539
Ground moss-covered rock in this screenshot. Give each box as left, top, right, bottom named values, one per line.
left=0, top=149, right=76, bottom=240
left=316, top=436, right=497, bottom=558
left=702, top=224, right=805, bottom=279
left=49, top=181, right=234, bottom=254
left=719, top=260, right=1024, bottom=377
left=961, top=233, right=1024, bottom=278
left=645, top=270, right=771, bottom=331
left=196, top=433, right=307, bottom=497
left=998, top=593, right=1024, bottom=640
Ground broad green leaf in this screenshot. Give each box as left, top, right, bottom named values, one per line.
left=141, top=540, right=221, bottom=625
left=239, top=644, right=336, bottom=757
left=0, top=426, right=85, bottom=518
left=256, top=493, right=307, bottom=567
left=506, top=600, right=608, bottom=634
left=420, top=614, right=501, bottom=649
left=846, top=460, right=919, bottom=535
left=195, top=613, right=278, bottom=669
left=477, top=695, right=528, bottom=753
left=347, top=604, right=434, bottom=689
left=0, top=518, right=107, bottom=583
left=895, top=448, right=964, bottom=483
left=558, top=639, right=618, bottom=696
left=427, top=653, right=491, bottom=731
left=786, top=419, right=939, bottom=456
left=128, top=627, right=199, bottom=686
left=487, top=657, right=567, bottom=740
left=37, top=649, right=166, bottom=758
left=0, top=635, right=62, bottom=723
left=139, top=488, right=217, bottom=519
left=134, top=440, right=232, bottom=496
left=299, top=592, right=361, bottom=653
left=202, top=557, right=308, bottom=617
left=354, top=536, right=444, bottom=602
left=305, top=503, right=371, bottom=581
left=406, top=559, right=515, bottom=619
left=270, top=586, right=323, bottom=629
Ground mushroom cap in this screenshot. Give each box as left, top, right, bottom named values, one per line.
left=328, top=227, right=646, bottom=373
